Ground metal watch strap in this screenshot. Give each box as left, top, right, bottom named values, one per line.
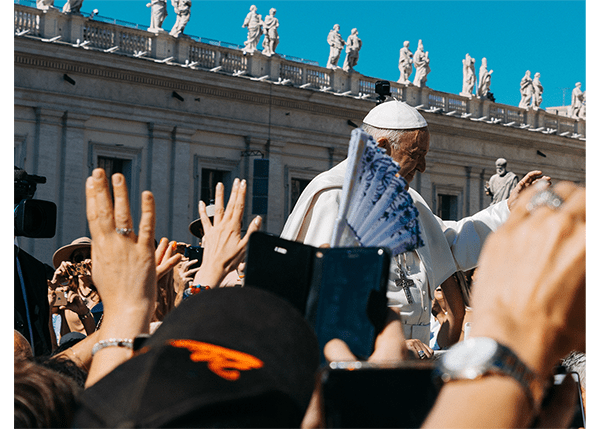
left=91, top=338, right=134, bottom=356
left=490, top=341, right=548, bottom=411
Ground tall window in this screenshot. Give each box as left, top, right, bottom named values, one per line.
left=438, top=194, right=458, bottom=221
left=98, top=156, right=132, bottom=197
left=290, top=178, right=311, bottom=213
left=201, top=169, right=227, bottom=205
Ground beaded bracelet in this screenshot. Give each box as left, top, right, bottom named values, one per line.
left=91, top=338, right=134, bottom=356
left=182, top=284, right=210, bottom=300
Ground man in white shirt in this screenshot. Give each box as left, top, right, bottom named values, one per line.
left=281, top=100, right=545, bottom=347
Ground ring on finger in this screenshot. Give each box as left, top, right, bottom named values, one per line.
left=418, top=350, right=426, bottom=359
left=526, top=189, right=563, bottom=213
left=116, top=227, right=134, bottom=236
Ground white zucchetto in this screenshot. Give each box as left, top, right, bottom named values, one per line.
left=362, top=100, right=428, bottom=130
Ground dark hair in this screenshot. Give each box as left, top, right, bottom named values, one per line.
left=14, top=359, right=81, bottom=428
left=34, top=355, right=88, bottom=388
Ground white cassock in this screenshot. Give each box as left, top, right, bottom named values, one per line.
left=280, top=159, right=510, bottom=343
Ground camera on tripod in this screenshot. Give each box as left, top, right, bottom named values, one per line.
left=14, top=166, right=57, bottom=238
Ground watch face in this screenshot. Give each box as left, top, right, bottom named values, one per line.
left=442, top=337, right=498, bottom=379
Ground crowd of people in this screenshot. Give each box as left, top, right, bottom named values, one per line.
left=15, top=100, right=585, bottom=428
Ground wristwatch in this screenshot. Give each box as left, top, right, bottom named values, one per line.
left=434, top=337, right=548, bottom=411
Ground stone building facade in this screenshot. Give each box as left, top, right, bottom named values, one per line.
left=14, top=4, right=586, bottom=265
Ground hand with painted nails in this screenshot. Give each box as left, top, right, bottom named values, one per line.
left=192, top=178, right=262, bottom=288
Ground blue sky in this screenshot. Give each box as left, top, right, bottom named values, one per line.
left=44, top=0, right=586, bottom=109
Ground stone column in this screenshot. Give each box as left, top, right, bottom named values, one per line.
left=56, top=111, right=90, bottom=248
left=268, top=55, right=281, bottom=81
left=170, top=126, right=195, bottom=242
left=23, top=107, right=65, bottom=264
left=330, top=68, right=348, bottom=93
left=174, top=36, right=193, bottom=63
left=264, top=138, right=286, bottom=234
left=246, top=52, right=268, bottom=77
left=147, top=123, right=174, bottom=240
left=464, top=166, right=471, bottom=215
left=404, top=84, right=421, bottom=106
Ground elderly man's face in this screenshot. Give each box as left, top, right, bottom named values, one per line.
left=393, top=130, right=430, bottom=184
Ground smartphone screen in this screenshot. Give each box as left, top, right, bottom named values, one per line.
left=314, top=247, right=390, bottom=362
left=184, top=246, right=203, bottom=271
left=322, top=362, right=439, bottom=428
left=244, top=232, right=316, bottom=315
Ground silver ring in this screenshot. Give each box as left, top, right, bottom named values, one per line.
left=116, top=227, right=133, bottom=236
left=418, top=350, right=426, bottom=359
left=526, top=189, right=563, bottom=213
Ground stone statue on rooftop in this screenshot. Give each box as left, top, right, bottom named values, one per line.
left=397, top=41, right=413, bottom=84
left=36, top=0, right=54, bottom=10
left=412, top=40, right=430, bottom=87
left=169, top=0, right=192, bottom=38
left=326, top=24, right=345, bottom=69
left=242, top=5, right=263, bottom=54
left=519, top=70, right=533, bottom=109
left=460, top=53, right=476, bottom=98
left=476, top=57, right=493, bottom=99
left=532, top=72, right=543, bottom=110
left=262, top=8, right=279, bottom=57
left=342, top=28, right=362, bottom=72
left=485, top=158, right=518, bottom=206
left=147, top=0, right=168, bottom=32
left=62, top=0, right=83, bottom=14
left=570, top=82, right=584, bottom=119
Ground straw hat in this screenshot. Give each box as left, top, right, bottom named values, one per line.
left=52, top=237, right=91, bottom=268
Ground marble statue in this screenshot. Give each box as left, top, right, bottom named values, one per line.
left=519, top=70, right=533, bottom=109
left=36, top=0, right=54, bottom=10
left=242, top=5, right=263, bottom=54
left=412, top=39, right=430, bottom=87
left=342, top=28, right=362, bottom=72
left=485, top=158, right=518, bottom=206
left=532, top=72, right=543, bottom=110
left=397, top=41, right=413, bottom=84
left=326, top=24, right=345, bottom=69
left=476, top=57, right=493, bottom=98
left=570, top=82, right=584, bottom=119
left=169, top=0, right=192, bottom=38
left=62, top=0, right=83, bottom=14
left=147, top=0, right=168, bottom=32
left=262, top=8, right=279, bottom=57
left=460, top=53, right=476, bottom=98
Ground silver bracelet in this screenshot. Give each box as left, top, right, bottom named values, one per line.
left=91, top=338, right=134, bottom=356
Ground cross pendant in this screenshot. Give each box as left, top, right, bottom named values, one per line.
left=395, top=269, right=415, bottom=304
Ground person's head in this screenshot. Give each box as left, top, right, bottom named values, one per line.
left=526, top=70, right=531, bottom=77
left=418, top=39, right=423, bottom=49
left=575, top=82, right=581, bottom=88
left=269, top=7, right=276, bottom=15
left=495, top=158, right=508, bottom=176
left=361, top=100, right=430, bottom=184
left=535, top=72, right=541, bottom=79
left=14, top=358, right=81, bottom=428
left=404, top=40, right=409, bottom=48
left=351, top=28, right=358, bottom=35
left=52, top=237, right=91, bottom=268
left=14, top=330, right=32, bottom=361
left=333, top=23, right=340, bottom=31
left=249, top=4, right=256, bottom=11
left=482, top=57, right=487, bottom=65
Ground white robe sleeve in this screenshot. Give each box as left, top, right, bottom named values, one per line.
left=438, top=200, right=510, bottom=271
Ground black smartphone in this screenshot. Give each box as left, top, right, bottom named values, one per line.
left=553, top=371, right=585, bottom=428
left=313, top=247, right=390, bottom=363
left=244, top=232, right=317, bottom=315
left=184, top=246, right=203, bottom=270
left=321, top=361, right=439, bottom=428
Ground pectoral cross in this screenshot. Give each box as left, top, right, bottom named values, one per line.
left=393, top=262, right=414, bottom=304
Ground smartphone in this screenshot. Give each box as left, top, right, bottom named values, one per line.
left=53, top=290, right=67, bottom=307
left=553, top=371, right=585, bottom=428
left=244, top=232, right=317, bottom=315
left=184, top=246, right=204, bottom=271
left=322, top=361, right=439, bottom=428
left=313, top=247, right=390, bottom=363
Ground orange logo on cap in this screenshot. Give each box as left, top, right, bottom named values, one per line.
left=169, top=340, right=263, bottom=381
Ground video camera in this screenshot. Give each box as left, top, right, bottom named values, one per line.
left=14, top=166, right=57, bottom=238
left=375, top=80, right=391, bottom=105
